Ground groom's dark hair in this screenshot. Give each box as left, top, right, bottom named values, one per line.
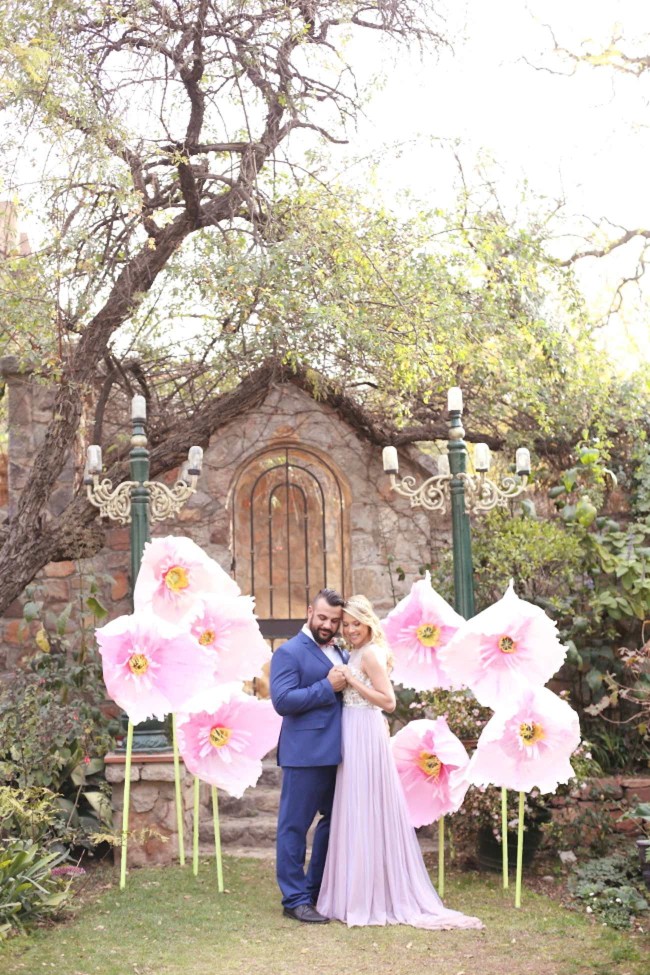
left=312, top=587, right=344, bottom=608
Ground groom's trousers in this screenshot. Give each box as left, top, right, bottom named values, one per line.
left=276, top=765, right=337, bottom=909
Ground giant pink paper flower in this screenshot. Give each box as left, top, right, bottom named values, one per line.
left=466, top=685, right=580, bottom=794
left=134, top=535, right=240, bottom=625
left=176, top=690, right=282, bottom=797
left=382, top=574, right=465, bottom=691
left=188, top=593, right=271, bottom=685
left=96, top=612, right=217, bottom=724
left=391, top=717, right=471, bottom=827
left=438, top=581, right=567, bottom=708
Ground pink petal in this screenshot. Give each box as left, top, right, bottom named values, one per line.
left=189, top=594, right=271, bottom=683
left=96, top=611, right=219, bottom=724
left=134, top=535, right=240, bottom=624
left=391, top=717, right=470, bottom=826
left=466, top=686, right=580, bottom=793
left=382, top=575, right=465, bottom=692
left=176, top=691, right=281, bottom=797
left=438, top=581, right=568, bottom=708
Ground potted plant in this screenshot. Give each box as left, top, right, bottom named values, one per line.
left=449, top=784, right=552, bottom=871
left=412, top=688, right=492, bottom=751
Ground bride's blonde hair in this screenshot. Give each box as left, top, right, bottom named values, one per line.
left=343, top=595, right=393, bottom=670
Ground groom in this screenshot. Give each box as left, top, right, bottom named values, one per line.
left=270, top=588, right=348, bottom=923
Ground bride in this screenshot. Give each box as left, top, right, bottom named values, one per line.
left=317, top=594, right=483, bottom=931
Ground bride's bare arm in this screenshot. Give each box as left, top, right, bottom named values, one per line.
left=341, top=648, right=396, bottom=712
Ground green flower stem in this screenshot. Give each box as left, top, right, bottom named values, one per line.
left=119, top=720, right=134, bottom=891
left=515, top=790, right=525, bottom=908
left=502, top=787, right=509, bottom=889
left=193, top=777, right=200, bottom=877
left=212, top=786, right=224, bottom=893
left=438, top=816, right=445, bottom=898
left=172, top=715, right=185, bottom=867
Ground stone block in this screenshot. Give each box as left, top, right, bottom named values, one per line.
left=113, top=820, right=175, bottom=870
left=108, top=527, right=131, bottom=552
left=177, top=507, right=202, bottom=523
left=141, top=763, right=183, bottom=783
left=3, top=599, right=25, bottom=619
left=131, top=782, right=160, bottom=813
left=105, top=763, right=141, bottom=783
left=43, top=560, right=76, bottom=578
left=110, top=571, right=129, bottom=601
left=45, top=580, right=73, bottom=601
left=614, top=815, right=643, bottom=836
left=585, top=777, right=624, bottom=799
left=258, top=763, right=282, bottom=789
left=3, top=619, right=26, bottom=646
left=621, top=777, right=650, bottom=803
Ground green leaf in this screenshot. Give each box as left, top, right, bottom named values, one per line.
left=85, top=596, right=108, bottom=621
left=83, top=790, right=112, bottom=824
left=55, top=603, right=72, bottom=636
left=519, top=498, right=537, bottom=519
left=22, top=601, right=41, bottom=622
left=586, top=668, right=604, bottom=692
left=579, top=447, right=600, bottom=465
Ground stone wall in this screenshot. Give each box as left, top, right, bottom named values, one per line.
left=551, top=775, right=650, bottom=837
left=0, top=369, right=450, bottom=677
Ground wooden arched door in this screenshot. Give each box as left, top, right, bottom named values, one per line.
left=230, top=445, right=349, bottom=691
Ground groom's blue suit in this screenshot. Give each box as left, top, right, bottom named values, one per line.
left=270, top=630, right=349, bottom=909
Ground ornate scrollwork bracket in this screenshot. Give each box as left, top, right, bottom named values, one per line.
left=86, top=478, right=138, bottom=525
left=145, top=476, right=199, bottom=523
left=460, top=472, right=529, bottom=515
left=86, top=475, right=198, bottom=524
left=388, top=471, right=528, bottom=516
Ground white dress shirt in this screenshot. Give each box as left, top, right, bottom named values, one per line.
left=301, top=624, right=341, bottom=665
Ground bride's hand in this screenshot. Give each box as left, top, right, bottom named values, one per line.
left=338, top=664, right=353, bottom=683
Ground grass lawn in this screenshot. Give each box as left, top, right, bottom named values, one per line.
left=1, top=857, right=648, bottom=975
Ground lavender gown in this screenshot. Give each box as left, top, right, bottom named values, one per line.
left=317, top=645, right=483, bottom=930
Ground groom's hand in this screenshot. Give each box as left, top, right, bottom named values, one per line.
left=327, top=667, right=347, bottom=691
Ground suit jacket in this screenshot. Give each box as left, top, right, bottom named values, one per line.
left=270, top=631, right=349, bottom=768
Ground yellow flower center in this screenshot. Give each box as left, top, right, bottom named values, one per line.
left=416, top=623, right=441, bottom=648
left=209, top=726, right=232, bottom=749
left=417, top=751, right=442, bottom=778
left=198, top=629, right=216, bottom=646
left=498, top=634, right=516, bottom=654
left=128, top=653, right=149, bottom=675
left=519, top=721, right=545, bottom=746
left=164, top=565, right=189, bottom=592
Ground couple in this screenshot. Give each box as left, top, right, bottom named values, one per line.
left=270, top=588, right=483, bottom=930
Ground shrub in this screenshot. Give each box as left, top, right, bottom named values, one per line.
left=569, top=851, right=649, bottom=929
left=0, top=601, right=116, bottom=852
left=0, top=839, right=72, bottom=937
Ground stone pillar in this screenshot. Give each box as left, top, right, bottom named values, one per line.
left=105, top=752, right=195, bottom=869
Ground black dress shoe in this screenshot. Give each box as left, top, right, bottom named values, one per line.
left=283, top=904, right=330, bottom=924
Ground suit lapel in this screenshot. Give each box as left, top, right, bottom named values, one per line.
left=301, top=632, right=333, bottom=673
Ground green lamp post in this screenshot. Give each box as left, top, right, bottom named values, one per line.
left=85, top=393, right=204, bottom=750
left=382, top=386, right=531, bottom=619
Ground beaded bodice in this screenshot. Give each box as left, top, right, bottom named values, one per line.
left=342, top=646, right=387, bottom=710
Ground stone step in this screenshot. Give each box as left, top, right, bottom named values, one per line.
left=196, top=833, right=439, bottom=860
left=200, top=813, right=278, bottom=847
left=215, top=787, right=279, bottom=817
left=258, top=761, right=282, bottom=789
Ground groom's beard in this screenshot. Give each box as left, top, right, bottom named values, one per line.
left=309, top=622, right=339, bottom=645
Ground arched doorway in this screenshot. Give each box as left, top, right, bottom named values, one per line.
left=230, top=445, right=350, bottom=691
